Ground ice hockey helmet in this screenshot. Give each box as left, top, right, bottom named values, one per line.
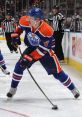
left=28, top=7, right=44, bottom=19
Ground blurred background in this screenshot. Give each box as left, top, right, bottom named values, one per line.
left=0, top=0, right=82, bottom=31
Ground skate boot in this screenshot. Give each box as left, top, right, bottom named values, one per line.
left=71, top=88, right=80, bottom=99
left=15, top=50, right=18, bottom=53
left=0, top=67, right=10, bottom=75
left=7, top=87, right=17, bottom=98
left=10, top=50, right=13, bottom=53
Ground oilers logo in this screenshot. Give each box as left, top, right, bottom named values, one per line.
left=27, top=32, right=40, bottom=46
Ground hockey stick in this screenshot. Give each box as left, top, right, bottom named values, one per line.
left=18, top=46, right=58, bottom=110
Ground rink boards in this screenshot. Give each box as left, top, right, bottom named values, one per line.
left=63, top=31, right=82, bottom=72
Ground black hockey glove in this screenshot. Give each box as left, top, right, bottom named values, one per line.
left=12, top=37, right=21, bottom=46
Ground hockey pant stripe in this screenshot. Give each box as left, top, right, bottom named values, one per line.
left=49, top=50, right=62, bottom=73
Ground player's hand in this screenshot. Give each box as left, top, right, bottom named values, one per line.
left=19, top=54, right=34, bottom=67
left=11, top=33, right=21, bottom=47
left=12, top=37, right=21, bottom=46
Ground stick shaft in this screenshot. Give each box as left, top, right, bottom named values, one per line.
left=18, top=46, right=57, bottom=107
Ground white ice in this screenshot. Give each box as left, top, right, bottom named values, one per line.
left=0, top=40, right=82, bottom=117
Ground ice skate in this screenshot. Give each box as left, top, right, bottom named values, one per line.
left=0, top=66, right=10, bottom=75
left=10, top=50, right=13, bottom=53
left=15, top=50, right=18, bottom=53
left=71, top=88, right=80, bottom=99
left=7, top=87, right=17, bottom=98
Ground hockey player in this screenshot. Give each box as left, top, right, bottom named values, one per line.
left=0, top=50, right=10, bottom=75
left=7, top=7, right=80, bottom=99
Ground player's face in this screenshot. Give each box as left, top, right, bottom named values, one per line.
left=29, top=16, right=40, bottom=28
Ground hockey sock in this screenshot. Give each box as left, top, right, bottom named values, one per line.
left=11, top=60, right=26, bottom=88
left=53, top=71, right=76, bottom=90
left=0, top=51, right=6, bottom=69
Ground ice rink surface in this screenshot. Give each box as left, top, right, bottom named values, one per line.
left=0, top=40, right=82, bottom=117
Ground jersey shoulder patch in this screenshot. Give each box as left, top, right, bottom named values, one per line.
left=19, top=16, right=29, bottom=27
left=38, top=21, right=54, bottom=37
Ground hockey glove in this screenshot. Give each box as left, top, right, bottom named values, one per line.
left=19, top=46, right=44, bottom=67
left=11, top=37, right=21, bottom=49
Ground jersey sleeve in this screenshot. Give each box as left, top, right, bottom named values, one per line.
left=38, top=21, right=55, bottom=49
left=12, top=16, right=30, bottom=37
left=39, top=21, right=54, bottom=37
left=19, top=16, right=30, bottom=30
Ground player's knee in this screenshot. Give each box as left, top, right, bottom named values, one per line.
left=14, top=60, right=26, bottom=74
left=19, top=58, right=31, bottom=68
left=53, top=70, right=68, bottom=82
